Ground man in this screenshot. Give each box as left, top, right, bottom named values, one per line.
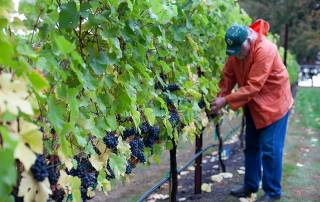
left=211, top=19, right=294, bottom=202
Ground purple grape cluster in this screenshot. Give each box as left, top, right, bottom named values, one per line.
left=123, top=127, right=139, bottom=139
left=165, top=84, right=180, bottom=92
left=125, top=161, right=133, bottom=174
left=103, top=132, right=118, bottom=150
left=198, top=96, right=205, bottom=109
left=145, top=126, right=160, bottom=148
left=129, top=138, right=146, bottom=163
left=47, top=155, right=60, bottom=185
left=30, top=155, right=49, bottom=182
left=169, top=111, right=180, bottom=128
left=51, top=188, right=65, bottom=202
left=139, top=122, right=150, bottom=134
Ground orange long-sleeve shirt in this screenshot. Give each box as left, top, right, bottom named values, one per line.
left=219, top=19, right=294, bottom=129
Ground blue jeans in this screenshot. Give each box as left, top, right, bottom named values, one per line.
left=244, top=108, right=290, bottom=197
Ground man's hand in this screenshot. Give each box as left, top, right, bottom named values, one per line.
left=211, top=97, right=227, bottom=113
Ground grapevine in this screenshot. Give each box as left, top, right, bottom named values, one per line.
left=0, top=0, right=251, bottom=201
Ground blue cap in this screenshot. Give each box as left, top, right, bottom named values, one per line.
left=225, top=25, right=249, bottom=56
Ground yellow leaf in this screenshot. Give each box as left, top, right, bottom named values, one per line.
left=14, top=141, right=36, bottom=171
left=95, top=140, right=107, bottom=154
left=98, top=179, right=111, bottom=196
left=20, top=120, right=43, bottom=153
left=0, top=73, right=33, bottom=115
left=57, top=170, right=72, bottom=189
left=89, top=154, right=104, bottom=171
left=201, top=183, right=212, bottom=192
left=200, top=110, right=208, bottom=127
left=18, top=171, right=51, bottom=202
left=210, top=174, right=223, bottom=183
left=89, top=148, right=111, bottom=171
left=87, top=187, right=96, bottom=198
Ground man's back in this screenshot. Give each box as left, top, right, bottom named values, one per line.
left=219, top=20, right=294, bottom=129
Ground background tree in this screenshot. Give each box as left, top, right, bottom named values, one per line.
left=239, top=0, right=320, bottom=63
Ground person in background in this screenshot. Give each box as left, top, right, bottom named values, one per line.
left=211, top=19, right=294, bottom=202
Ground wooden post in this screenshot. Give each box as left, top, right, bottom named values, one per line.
left=194, top=130, right=203, bottom=194
left=216, top=123, right=226, bottom=172
left=169, top=138, right=178, bottom=202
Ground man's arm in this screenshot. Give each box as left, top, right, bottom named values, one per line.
left=225, top=44, right=276, bottom=110
left=218, top=59, right=236, bottom=97
left=211, top=59, right=236, bottom=113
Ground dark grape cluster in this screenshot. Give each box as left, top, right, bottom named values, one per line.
left=129, top=138, right=146, bottom=163
left=81, top=173, right=97, bottom=189
left=51, top=188, right=65, bottom=202
left=144, top=126, right=160, bottom=148
left=123, top=127, right=138, bottom=139
left=165, top=97, right=174, bottom=106
left=103, top=132, right=118, bottom=150
left=165, top=84, right=180, bottom=92
left=47, top=155, right=60, bottom=185
left=30, top=155, right=49, bottom=182
left=154, top=81, right=164, bottom=90
left=68, top=156, right=96, bottom=177
left=139, top=122, right=150, bottom=134
left=125, top=161, right=133, bottom=174
left=67, top=156, right=97, bottom=201
left=39, top=126, right=44, bottom=133
left=198, top=96, right=206, bottom=109
left=81, top=187, right=89, bottom=202
left=169, top=111, right=180, bottom=128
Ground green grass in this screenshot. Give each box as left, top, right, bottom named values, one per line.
left=295, top=88, right=320, bottom=129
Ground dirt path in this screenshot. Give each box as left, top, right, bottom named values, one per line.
left=147, top=111, right=320, bottom=202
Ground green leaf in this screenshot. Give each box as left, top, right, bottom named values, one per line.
left=73, top=127, right=87, bottom=147
left=59, top=1, right=79, bottom=29
left=109, top=153, right=126, bottom=179
left=27, top=70, right=49, bottom=91
left=113, top=85, right=133, bottom=113
left=131, top=109, right=140, bottom=128
left=58, top=123, right=73, bottom=157
left=16, top=43, right=37, bottom=58
left=144, top=108, right=155, bottom=126
left=67, top=88, right=79, bottom=126
left=0, top=148, right=17, bottom=200
left=54, top=35, right=75, bottom=54
left=0, top=37, right=14, bottom=66
left=71, top=176, right=81, bottom=202
left=89, top=51, right=110, bottom=75
left=48, top=95, right=65, bottom=133
left=163, top=118, right=173, bottom=138
left=106, top=114, right=118, bottom=131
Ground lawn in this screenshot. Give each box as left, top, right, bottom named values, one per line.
left=294, top=87, right=320, bottom=129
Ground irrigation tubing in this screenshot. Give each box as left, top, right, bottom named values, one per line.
left=136, top=123, right=242, bottom=202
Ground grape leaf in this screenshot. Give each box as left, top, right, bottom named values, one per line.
left=109, top=153, right=126, bottom=179
left=59, top=1, right=79, bottom=29
left=144, top=108, right=155, bottom=126
left=18, top=171, right=51, bottom=202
